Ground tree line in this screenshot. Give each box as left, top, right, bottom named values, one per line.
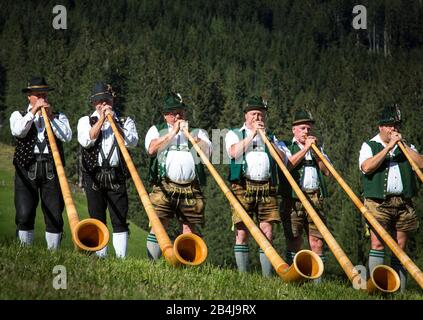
left=0, top=0, right=422, bottom=282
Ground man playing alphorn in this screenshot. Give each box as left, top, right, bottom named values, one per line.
left=278, top=109, right=330, bottom=277
left=78, top=82, right=139, bottom=258
left=359, top=105, right=423, bottom=291
left=10, top=76, right=72, bottom=250
left=225, top=96, right=289, bottom=276
left=145, top=92, right=211, bottom=260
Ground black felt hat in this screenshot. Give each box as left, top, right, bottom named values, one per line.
left=90, top=82, right=115, bottom=103
left=22, top=76, right=54, bottom=93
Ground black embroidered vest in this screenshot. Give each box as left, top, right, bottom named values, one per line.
left=13, top=111, right=65, bottom=169
left=81, top=115, right=128, bottom=175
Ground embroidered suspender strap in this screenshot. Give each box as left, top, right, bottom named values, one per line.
left=36, top=138, right=47, bottom=154
left=99, top=137, right=117, bottom=168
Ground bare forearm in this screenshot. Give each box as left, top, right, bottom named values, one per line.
left=317, top=159, right=330, bottom=176
left=148, top=132, right=176, bottom=156
left=89, top=120, right=103, bottom=140
left=405, top=145, right=423, bottom=168
left=289, top=149, right=308, bottom=169
left=229, top=135, right=254, bottom=159
left=361, top=147, right=390, bottom=174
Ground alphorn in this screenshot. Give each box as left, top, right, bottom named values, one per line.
left=311, top=142, right=423, bottom=290
left=397, top=141, right=423, bottom=183
left=106, top=114, right=207, bottom=266
left=258, top=130, right=397, bottom=292
left=41, top=107, right=109, bottom=251
left=182, top=127, right=323, bottom=281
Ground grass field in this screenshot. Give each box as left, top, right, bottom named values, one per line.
left=1, top=143, right=422, bottom=300
left=1, top=241, right=422, bottom=300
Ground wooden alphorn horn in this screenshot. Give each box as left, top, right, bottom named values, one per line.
left=258, top=129, right=389, bottom=290
left=311, top=142, right=423, bottom=290
left=397, top=141, right=423, bottom=183
left=181, top=127, right=323, bottom=281
left=41, top=107, right=109, bottom=251
left=106, top=114, right=207, bottom=266
left=309, top=143, right=400, bottom=293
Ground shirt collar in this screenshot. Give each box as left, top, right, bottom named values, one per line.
left=371, top=134, right=386, bottom=146
left=371, top=133, right=399, bottom=153
left=292, top=137, right=305, bottom=150
left=91, top=110, right=100, bottom=118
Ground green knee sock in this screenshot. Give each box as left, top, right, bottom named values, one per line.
left=369, top=249, right=385, bottom=274
left=234, top=244, right=249, bottom=272
left=314, top=253, right=326, bottom=284
left=259, top=248, right=273, bottom=277
left=391, top=256, right=407, bottom=292
left=146, top=233, right=162, bottom=260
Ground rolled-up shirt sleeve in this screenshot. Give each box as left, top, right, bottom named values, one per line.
left=144, top=125, right=160, bottom=154
left=10, top=111, right=34, bottom=138
left=358, top=142, right=373, bottom=174
left=196, top=128, right=212, bottom=158
left=319, top=146, right=331, bottom=164
left=274, top=137, right=291, bottom=165
left=77, top=116, right=97, bottom=148
left=225, top=130, right=240, bottom=159
left=51, top=113, right=72, bottom=142
left=123, top=117, right=138, bottom=148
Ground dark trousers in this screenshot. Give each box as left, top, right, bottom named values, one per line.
left=14, top=162, right=64, bottom=233
left=83, top=173, right=129, bottom=233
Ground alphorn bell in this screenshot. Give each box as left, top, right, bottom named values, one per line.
left=258, top=129, right=391, bottom=291
left=40, top=107, right=109, bottom=251
left=105, top=114, right=207, bottom=266
left=181, top=126, right=323, bottom=281
left=311, top=142, right=423, bottom=290
left=397, top=141, right=423, bottom=183
left=309, top=143, right=400, bottom=293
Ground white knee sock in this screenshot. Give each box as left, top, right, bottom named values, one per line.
left=113, top=231, right=128, bottom=259
left=45, top=232, right=62, bottom=250
left=96, top=246, right=108, bottom=258
left=18, top=230, right=34, bottom=246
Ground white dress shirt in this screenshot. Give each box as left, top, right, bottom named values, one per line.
left=145, top=123, right=212, bottom=183
left=225, top=124, right=288, bottom=182
left=359, top=134, right=418, bottom=195
left=78, top=111, right=138, bottom=166
left=10, top=105, right=72, bottom=153
left=291, top=138, right=330, bottom=191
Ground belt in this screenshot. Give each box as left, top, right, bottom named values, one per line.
left=243, top=178, right=271, bottom=185
left=164, top=177, right=195, bottom=186
left=34, top=154, right=50, bottom=162
left=302, top=188, right=319, bottom=194
left=385, top=194, right=404, bottom=199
